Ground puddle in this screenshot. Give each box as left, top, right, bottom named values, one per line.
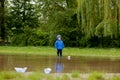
left=0, top=55, right=120, bottom=73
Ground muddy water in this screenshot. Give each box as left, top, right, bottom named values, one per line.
left=0, top=55, right=120, bottom=73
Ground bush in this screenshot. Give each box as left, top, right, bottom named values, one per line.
left=11, top=26, right=49, bottom=46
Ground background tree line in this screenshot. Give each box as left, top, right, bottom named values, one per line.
left=0, top=0, right=120, bottom=47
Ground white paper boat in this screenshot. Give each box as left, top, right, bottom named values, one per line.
left=67, top=56, right=71, bottom=60
left=14, top=67, right=27, bottom=73
left=44, top=68, right=52, bottom=74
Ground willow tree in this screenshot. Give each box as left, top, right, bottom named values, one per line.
left=77, top=0, right=120, bottom=39
left=0, top=0, right=5, bottom=45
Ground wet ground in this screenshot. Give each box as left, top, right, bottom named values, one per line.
left=0, top=55, right=120, bottom=73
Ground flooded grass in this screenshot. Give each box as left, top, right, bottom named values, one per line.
left=0, top=55, right=120, bottom=73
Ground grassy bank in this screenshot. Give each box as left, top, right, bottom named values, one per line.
left=0, top=46, right=120, bottom=58
left=0, top=71, right=120, bottom=80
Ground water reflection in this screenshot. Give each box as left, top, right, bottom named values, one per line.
left=54, top=57, right=64, bottom=73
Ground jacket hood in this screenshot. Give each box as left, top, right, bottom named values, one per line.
left=56, top=35, right=62, bottom=40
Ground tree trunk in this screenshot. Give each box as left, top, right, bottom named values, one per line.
left=23, top=0, right=25, bottom=22
left=0, top=0, right=5, bottom=45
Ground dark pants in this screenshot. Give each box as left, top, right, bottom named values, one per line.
left=57, top=49, right=62, bottom=57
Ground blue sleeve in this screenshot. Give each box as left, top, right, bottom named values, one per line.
left=54, top=41, right=57, bottom=49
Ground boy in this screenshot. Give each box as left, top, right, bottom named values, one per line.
left=55, top=35, right=64, bottom=57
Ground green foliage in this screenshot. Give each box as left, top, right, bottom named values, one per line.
left=88, top=72, right=104, bottom=80
left=0, top=0, right=5, bottom=45
left=76, top=0, right=120, bottom=47
left=3, top=0, right=120, bottom=47
left=11, top=26, right=49, bottom=46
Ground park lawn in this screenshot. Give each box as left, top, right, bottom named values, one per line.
left=0, top=46, right=120, bottom=58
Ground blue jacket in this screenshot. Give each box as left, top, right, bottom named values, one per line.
left=55, top=40, right=64, bottom=50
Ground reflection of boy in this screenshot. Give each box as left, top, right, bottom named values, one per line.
left=54, top=35, right=64, bottom=57
left=54, top=59, right=64, bottom=73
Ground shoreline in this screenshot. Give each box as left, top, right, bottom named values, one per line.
left=0, top=46, right=120, bottom=59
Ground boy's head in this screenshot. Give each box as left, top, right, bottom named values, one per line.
left=57, top=35, right=61, bottom=40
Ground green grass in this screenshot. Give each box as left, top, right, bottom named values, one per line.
left=27, top=72, right=45, bottom=80
left=110, top=76, right=120, bottom=80
left=0, top=71, right=119, bottom=80
left=71, top=71, right=80, bottom=78
left=55, top=76, right=61, bottom=80
left=0, top=46, right=120, bottom=58
left=61, top=74, right=71, bottom=80
left=88, top=72, right=105, bottom=80
left=0, top=71, right=24, bottom=80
